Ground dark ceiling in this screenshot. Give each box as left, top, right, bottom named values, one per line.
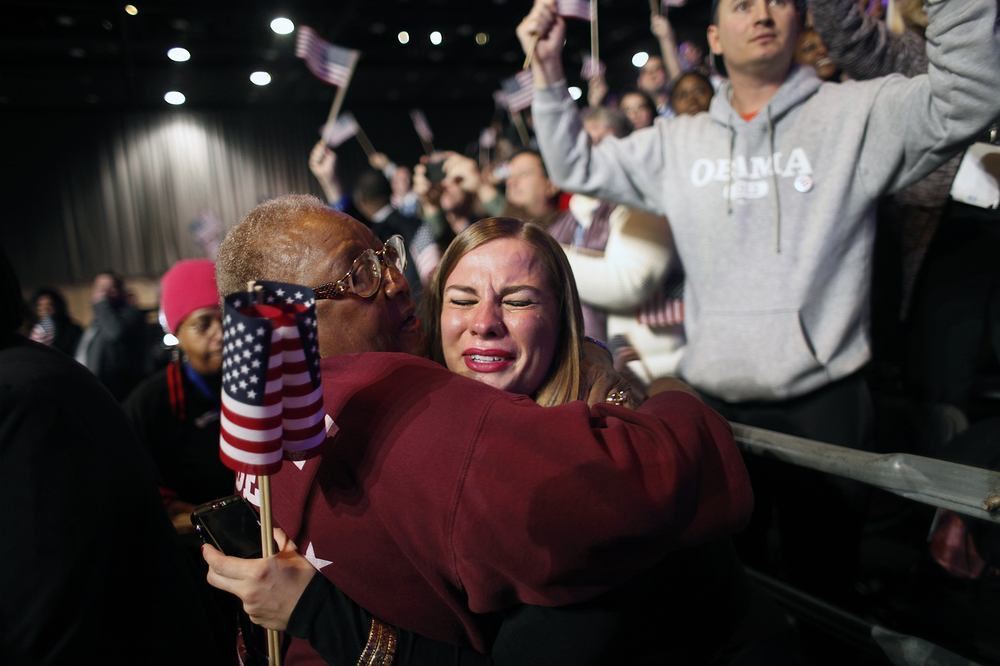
left=1, top=0, right=713, bottom=114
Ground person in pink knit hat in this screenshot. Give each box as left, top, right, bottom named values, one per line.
left=125, top=258, right=230, bottom=530
left=123, top=258, right=238, bottom=664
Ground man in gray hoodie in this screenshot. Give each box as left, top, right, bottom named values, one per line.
left=518, top=0, right=1000, bottom=600
left=519, top=0, right=999, bottom=437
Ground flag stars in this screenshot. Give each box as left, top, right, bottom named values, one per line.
left=240, top=365, right=250, bottom=375
left=294, top=291, right=304, bottom=300
left=251, top=359, right=261, bottom=368
left=276, top=289, right=286, bottom=297
left=253, top=344, right=263, bottom=353
left=256, top=327, right=265, bottom=336
left=233, top=299, right=243, bottom=308
left=249, top=376, right=258, bottom=384
left=235, top=338, right=244, bottom=348
left=247, top=390, right=257, bottom=399
left=237, top=322, right=246, bottom=332
left=230, top=384, right=238, bottom=393
left=244, top=333, right=253, bottom=343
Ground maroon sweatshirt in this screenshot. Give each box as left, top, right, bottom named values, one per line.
left=267, top=352, right=751, bottom=662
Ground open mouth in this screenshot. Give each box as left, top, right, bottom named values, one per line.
left=815, top=56, right=834, bottom=69
left=463, top=349, right=514, bottom=373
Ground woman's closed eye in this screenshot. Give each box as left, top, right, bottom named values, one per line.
left=503, top=299, right=536, bottom=308
left=448, top=298, right=478, bottom=307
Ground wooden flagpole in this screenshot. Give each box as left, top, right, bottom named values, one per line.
left=248, top=281, right=281, bottom=666
left=511, top=111, right=530, bottom=146
left=522, top=32, right=541, bottom=70
left=590, top=0, right=599, bottom=75
left=325, top=57, right=359, bottom=126
left=354, top=124, right=377, bottom=160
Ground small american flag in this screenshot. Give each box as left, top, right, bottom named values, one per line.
left=558, top=0, right=592, bottom=21
left=295, top=26, right=360, bottom=87
left=479, top=127, right=497, bottom=149
left=321, top=112, right=359, bottom=148
left=219, top=282, right=326, bottom=476
left=500, top=70, right=534, bottom=113
left=580, top=56, right=605, bottom=80
left=637, top=293, right=684, bottom=329
left=409, top=110, right=434, bottom=144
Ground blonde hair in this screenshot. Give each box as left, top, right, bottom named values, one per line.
left=421, top=217, right=585, bottom=407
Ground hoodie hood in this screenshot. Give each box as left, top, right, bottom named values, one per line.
left=709, top=65, right=823, bottom=128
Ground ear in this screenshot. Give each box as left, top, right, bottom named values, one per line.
left=707, top=24, right=723, bottom=56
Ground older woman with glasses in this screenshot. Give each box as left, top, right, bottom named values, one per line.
left=218, top=218, right=771, bottom=665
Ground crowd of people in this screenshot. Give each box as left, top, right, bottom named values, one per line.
left=4, top=0, right=1000, bottom=663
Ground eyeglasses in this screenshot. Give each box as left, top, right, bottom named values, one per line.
left=312, top=235, right=407, bottom=300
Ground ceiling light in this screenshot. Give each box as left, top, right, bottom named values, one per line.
left=429, top=31, right=442, bottom=46
left=568, top=86, right=582, bottom=100
left=250, top=71, right=272, bottom=86
left=632, top=51, right=649, bottom=68
left=475, top=32, right=489, bottom=46
left=124, top=4, right=138, bottom=16
left=167, top=47, right=190, bottom=62
left=270, top=17, right=294, bottom=35
left=164, top=90, right=185, bottom=105
left=397, top=31, right=410, bottom=45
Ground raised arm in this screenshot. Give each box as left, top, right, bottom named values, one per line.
left=860, top=0, right=1000, bottom=194
left=517, top=0, right=674, bottom=213
left=810, top=0, right=928, bottom=79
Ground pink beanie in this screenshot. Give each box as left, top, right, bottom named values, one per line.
left=160, top=259, right=219, bottom=333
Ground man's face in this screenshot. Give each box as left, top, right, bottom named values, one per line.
left=505, top=153, right=557, bottom=217
left=296, top=213, right=421, bottom=357
left=638, top=56, right=668, bottom=94
left=708, top=0, right=800, bottom=78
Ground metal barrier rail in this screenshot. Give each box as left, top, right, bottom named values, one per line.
left=732, top=423, right=1000, bottom=524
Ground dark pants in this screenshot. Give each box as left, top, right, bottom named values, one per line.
left=703, top=372, right=874, bottom=607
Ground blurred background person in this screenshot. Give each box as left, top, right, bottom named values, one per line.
left=28, top=287, right=82, bottom=355
left=73, top=270, right=146, bottom=400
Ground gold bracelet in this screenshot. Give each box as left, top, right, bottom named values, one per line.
left=356, top=617, right=398, bottom=666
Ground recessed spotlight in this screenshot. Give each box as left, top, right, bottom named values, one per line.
left=397, top=31, right=410, bottom=45
left=475, top=32, right=489, bottom=46
left=164, top=90, right=185, bottom=105
left=250, top=71, right=272, bottom=86
left=124, top=4, right=138, bottom=16
left=568, top=86, right=582, bottom=100
left=429, top=30, right=442, bottom=46
left=632, top=51, right=649, bottom=68
left=167, top=47, right=190, bottom=62
left=270, top=17, right=294, bottom=35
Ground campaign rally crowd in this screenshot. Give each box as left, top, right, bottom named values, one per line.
left=2, top=0, right=1000, bottom=663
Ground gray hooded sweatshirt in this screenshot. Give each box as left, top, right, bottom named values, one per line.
left=533, top=0, right=1000, bottom=402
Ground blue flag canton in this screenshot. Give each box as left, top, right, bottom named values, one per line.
left=221, top=294, right=273, bottom=406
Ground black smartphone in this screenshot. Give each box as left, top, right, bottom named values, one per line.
left=426, top=160, right=445, bottom=183
left=191, top=494, right=274, bottom=559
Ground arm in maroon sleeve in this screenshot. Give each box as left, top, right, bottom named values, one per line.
left=450, top=390, right=751, bottom=614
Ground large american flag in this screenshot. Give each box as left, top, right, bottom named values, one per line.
left=500, top=70, right=534, bottom=113
left=409, top=109, right=434, bottom=144
left=558, top=0, right=593, bottom=21
left=295, top=26, right=360, bottom=87
left=321, top=112, right=359, bottom=148
left=219, top=282, right=326, bottom=476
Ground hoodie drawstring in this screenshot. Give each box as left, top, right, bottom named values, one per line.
left=726, top=116, right=735, bottom=217
left=767, top=106, right=781, bottom=254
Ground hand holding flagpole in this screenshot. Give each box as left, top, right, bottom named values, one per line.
left=220, top=281, right=329, bottom=665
